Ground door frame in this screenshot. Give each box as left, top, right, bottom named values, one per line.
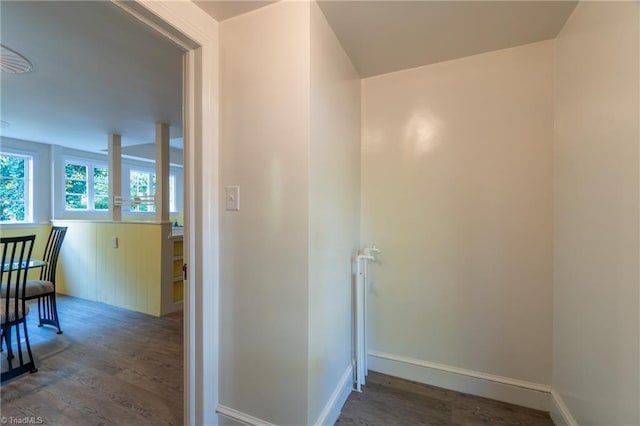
left=111, top=1, right=220, bottom=424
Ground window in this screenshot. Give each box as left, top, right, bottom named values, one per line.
left=64, top=160, right=109, bottom=211
left=129, top=169, right=176, bottom=213
left=93, top=167, right=109, bottom=210
left=130, top=170, right=155, bottom=212
left=0, top=152, right=33, bottom=222
left=169, top=175, right=176, bottom=212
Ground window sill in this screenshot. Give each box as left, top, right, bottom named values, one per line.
left=0, top=222, right=50, bottom=228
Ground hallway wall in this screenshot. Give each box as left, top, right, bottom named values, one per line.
left=552, top=2, right=640, bottom=424
left=219, top=2, right=311, bottom=424
left=361, top=41, right=554, bottom=409
left=308, top=2, right=361, bottom=424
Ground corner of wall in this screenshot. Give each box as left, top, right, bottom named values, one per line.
left=312, top=365, right=353, bottom=426
left=550, top=390, right=578, bottom=426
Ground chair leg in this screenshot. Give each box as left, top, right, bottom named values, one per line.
left=38, top=294, right=63, bottom=334
left=1, top=322, right=38, bottom=383
left=50, top=294, right=62, bottom=334
left=2, top=326, right=13, bottom=364
left=22, top=321, right=38, bottom=374
left=37, top=297, right=43, bottom=327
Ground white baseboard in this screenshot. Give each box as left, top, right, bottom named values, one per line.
left=216, top=405, right=276, bottom=426
left=368, top=351, right=551, bottom=411
left=314, top=365, right=353, bottom=426
left=217, top=365, right=353, bottom=426
left=550, top=389, right=578, bottom=426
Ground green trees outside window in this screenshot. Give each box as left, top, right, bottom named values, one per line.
left=0, top=153, right=31, bottom=222
left=3, top=154, right=178, bottom=219
left=94, top=167, right=109, bottom=210
left=65, top=163, right=88, bottom=209
left=130, top=170, right=156, bottom=212
left=64, top=161, right=109, bottom=211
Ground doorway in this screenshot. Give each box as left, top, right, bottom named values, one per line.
left=112, top=2, right=220, bottom=424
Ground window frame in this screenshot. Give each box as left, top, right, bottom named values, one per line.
left=56, top=151, right=181, bottom=220
left=128, top=168, right=155, bottom=213
left=63, top=157, right=110, bottom=213
left=0, top=151, right=34, bottom=223
left=127, top=166, right=177, bottom=214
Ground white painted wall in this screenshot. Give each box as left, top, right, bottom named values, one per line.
left=361, top=41, right=554, bottom=406
left=308, top=2, right=360, bottom=424
left=219, top=2, right=311, bottom=425
left=552, top=2, right=640, bottom=425
left=120, top=143, right=183, bottom=166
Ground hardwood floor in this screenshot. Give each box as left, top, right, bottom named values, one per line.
left=1, top=295, right=183, bottom=426
left=336, top=371, right=554, bottom=426
left=3, top=296, right=552, bottom=426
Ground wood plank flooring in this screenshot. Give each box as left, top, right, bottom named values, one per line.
left=4, top=296, right=553, bottom=426
left=336, top=371, right=554, bottom=426
left=1, top=295, right=183, bottom=426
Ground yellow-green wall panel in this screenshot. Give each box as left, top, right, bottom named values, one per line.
left=53, top=221, right=165, bottom=317
left=0, top=224, right=51, bottom=280
left=173, top=280, right=183, bottom=303
left=56, top=222, right=96, bottom=299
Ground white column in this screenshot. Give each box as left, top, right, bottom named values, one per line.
left=155, top=122, right=170, bottom=223
left=108, top=134, right=122, bottom=221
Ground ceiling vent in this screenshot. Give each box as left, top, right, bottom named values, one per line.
left=0, top=45, right=33, bottom=74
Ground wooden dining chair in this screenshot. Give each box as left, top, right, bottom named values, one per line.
left=1, top=235, right=38, bottom=382
left=23, top=226, right=67, bottom=334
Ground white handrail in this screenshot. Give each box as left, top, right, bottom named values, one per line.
left=113, top=194, right=155, bottom=206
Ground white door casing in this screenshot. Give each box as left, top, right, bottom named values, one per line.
left=111, top=1, right=220, bottom=425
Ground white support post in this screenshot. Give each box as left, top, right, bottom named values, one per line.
left=108, top=134, right=122, bottom=221
left=155, top=122, right=170, bottom=223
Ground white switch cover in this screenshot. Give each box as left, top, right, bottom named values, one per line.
left=226, top=186, right=240, bottom=211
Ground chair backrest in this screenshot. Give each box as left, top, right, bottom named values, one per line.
left=1, top=235, right=35, bottom=324
left=39, top=226, right=67, bottom=284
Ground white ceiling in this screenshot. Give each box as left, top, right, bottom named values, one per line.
left=0, top=1, right=578, bottom=155
left=193, top=1, right=277, bottom=22
left=193, top=0, right=577, bottom=78
left=0, top=1, right=183, bottom=153
left=317, top=0, right=578, bottom=78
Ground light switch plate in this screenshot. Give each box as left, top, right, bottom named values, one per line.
left=226, top=186, right=240, bottom=211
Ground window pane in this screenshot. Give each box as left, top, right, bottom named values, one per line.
left=94, top=196, right=109, bottom=211
left=0, top=155, right=25, bottom=178
left=64, top=162, right=89, bottom=211
left=131, top=203, right=145, bottom=213
left=169, top=175, right=176, bottom=212
left=0, top=200, right=25, bottom=221
left=0, top=152, right=31, bottom=222
left=0, top=178, right=24, bottom=201
left=94, top=167, right=109, bottom=195
left=130, top=170, right=155, bottom=212
left=65, top=179, right=87, bottom=195
left=149, top=174, right=156, bottom=212
left=66, top=194, right=87, bottom=210
left=130, top=171, right=150, bottom=195
left=130, top=197, right=154, bottom=212
left=65, top=163, right=87, bottom=179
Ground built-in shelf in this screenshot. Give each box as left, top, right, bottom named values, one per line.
left=171, top=235, right=184, bottom=304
